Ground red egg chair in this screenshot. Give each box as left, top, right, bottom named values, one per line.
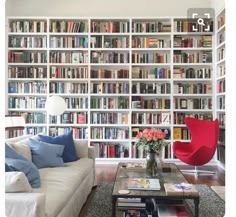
left=173, top=117, right=219, bottom=175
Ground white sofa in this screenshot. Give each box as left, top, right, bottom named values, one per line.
left=5, top=135, right=97, bottom=217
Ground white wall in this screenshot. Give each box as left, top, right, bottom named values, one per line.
left=211, top=0, right=225, bottom=14
left=6, top=0, right=212, bottom=17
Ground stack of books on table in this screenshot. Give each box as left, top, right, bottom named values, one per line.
left=117, top=198, right=146, bottom=209
left=128, top=178, right=161, bottom=191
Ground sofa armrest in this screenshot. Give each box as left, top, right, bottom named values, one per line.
left=88, top=146, right=95, bottom=161
left=5, top=193, right=46, bottom=217
left=73, top=140, right=89, bottom=158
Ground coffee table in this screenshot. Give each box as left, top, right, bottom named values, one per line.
left=112, top=162, right=199, bottom=217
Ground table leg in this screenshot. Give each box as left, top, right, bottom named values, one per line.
left=194, top=198, right=199, bottom=217
left=112, top=197, right=116, bottom=217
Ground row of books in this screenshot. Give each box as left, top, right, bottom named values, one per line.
left=217, top=80, right=225, bottom=93
left=9, top=20, right=47, bottom=33
left=132, top=83, right=171, bottom=94
left=90, top=127, right=129, bottom=140
left=131, top=97, right=171, bottom=109
left=49, top=127, right=88, bottom=139
left=91, top=52, right=129, bottom=64
left=173, top=127, right=191, bottom=140
left=132, top=67, right=171, bottom=79
left=217, top=96, right=225, bottom=110
left=50, top=51, right=88, bottom=64
left=132, top=53, right=171, bottom=64
left=8, top=51, right=47, bottom=63
left=49, top=82, right=88, bottom=94
left=90, top=69, right=129, bottom=79
left=174, top=35, right=212, bottom=48
left=91, top=112, right=128, bottom=125
left=91, top=36, right=129, bottom=48
left=50, top=36, right=88, bottom=48
left=8, top=96, right=46, bottom=109
left=50, top=21, right=88, bottom=33
left=173, top=83, right=212, bottom=94
left=50, top=66, right=88, bottom=79
left=8, top=81, right=47, bottom=94
left=132, top=21, right=171, bottom=33
left=173, top=98, right=212, bottom=110
left=131, top=112, right=171, bottom=125
left=91, top=82, right=129, bottom=94
left=91, top=142, right=127, bottom=158
left=132, top=37, right=171, bottom=49
left=173, top=67, right=212, bottom=79
left=173, top=112, right=213, bottom=124
left=8, top=66, right=47, bottom=79
left=173, top=51, right=212, bottom=64
left=9, top=36, right=47, bottom=48
left=90, top=97, right=129, bottom=109
left=91, top=21, right=129, bottom=33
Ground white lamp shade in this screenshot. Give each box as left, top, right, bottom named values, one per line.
left=5, top=116, right=25, bottom=128
left=45, top=96, right=67, bottom=116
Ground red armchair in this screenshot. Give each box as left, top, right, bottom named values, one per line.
left=173, top=117, right=219, bottom=175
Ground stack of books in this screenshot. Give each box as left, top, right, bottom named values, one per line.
left=117, top=198, right=146, bottom=209
left=128, top=178, right=161, bottom=191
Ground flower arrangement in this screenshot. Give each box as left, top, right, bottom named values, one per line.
left=136, top=128, right=166, bottom=153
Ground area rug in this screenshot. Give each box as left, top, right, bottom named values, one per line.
left=84, top=183, right=225, bottom=217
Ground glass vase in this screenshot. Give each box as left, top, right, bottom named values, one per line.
left=146, top=152, right=158, bottom=177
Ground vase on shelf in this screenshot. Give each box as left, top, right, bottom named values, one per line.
left=146, top=152, right=159, bottom=177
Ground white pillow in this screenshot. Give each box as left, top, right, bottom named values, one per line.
left=9, top=139, right=32, bottom=161
left=5, top=172, right=32, bottom=193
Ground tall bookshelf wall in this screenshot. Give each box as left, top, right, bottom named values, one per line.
left=215, top=8, right=225, bottom=166
left=7, top=17, right=215, bottom=162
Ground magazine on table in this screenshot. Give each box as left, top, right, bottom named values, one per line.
left=128, top=178, right=161, bottom=190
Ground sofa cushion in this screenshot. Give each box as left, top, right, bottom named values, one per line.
left=5, top=143, right=40, bottom=188
left=32, top=158, right=93, bottom=217
left=28, top=138, right=65, bottom=169
left=5, top=171, right=32, bottom=192
left=9, top=139, right=32, bottom=161
left=38, top=130, right=79, bottom=162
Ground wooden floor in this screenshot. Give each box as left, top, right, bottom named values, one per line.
left=79, top=163, right=225, bottom=217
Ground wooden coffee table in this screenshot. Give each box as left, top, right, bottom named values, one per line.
left=112, top=162, right=199, bottom=217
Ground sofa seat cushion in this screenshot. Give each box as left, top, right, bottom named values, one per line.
left=32, top=158, right=93, bottom=217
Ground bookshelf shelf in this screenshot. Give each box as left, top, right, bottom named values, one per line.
left=6, top=16, right=217, bottom=162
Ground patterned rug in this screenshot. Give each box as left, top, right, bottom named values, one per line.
left=84, top=183, right=225, bottom=217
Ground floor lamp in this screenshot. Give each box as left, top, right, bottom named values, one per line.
left=45, top=96, right=66, bottom=136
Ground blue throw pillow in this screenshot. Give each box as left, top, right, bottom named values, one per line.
left=5, top=143, right=40, bottom=188
left=5, top=163, right=13, bottom=172
left=38, top=130, right=79, bottom=162
left=28, top=138, right=65, bottom=169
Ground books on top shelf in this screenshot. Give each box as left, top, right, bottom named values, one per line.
left=128, top=178, right=160, bottom=191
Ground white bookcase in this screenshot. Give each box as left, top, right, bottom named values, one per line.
left=6, top=17, right=215, bottom=162
left=215, top=8, right=225, bottom=166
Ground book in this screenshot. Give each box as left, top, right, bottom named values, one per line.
left=117, top=201, right=146, bottom=208
left=128, top=178, right=160, bottom=190
left=157, top=204, right=188, bottom=217
left=164, top=183, right=198, bottom=196
left=123, top=209, right=147, bottom=217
